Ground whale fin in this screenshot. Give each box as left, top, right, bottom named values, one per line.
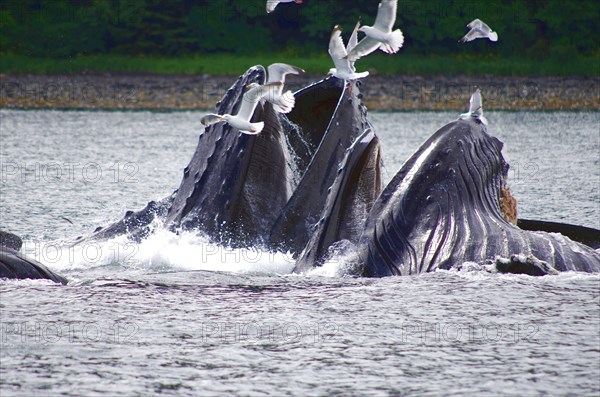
left=517, top=219, right=600, bottom=250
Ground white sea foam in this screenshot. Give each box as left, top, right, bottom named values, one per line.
left=305, top=240, right=362, bottom=278
left=22, top=226, right=297, bottom=277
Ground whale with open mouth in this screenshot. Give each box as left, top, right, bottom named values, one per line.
left=2, top=67, right=599, bottom=282
left=87, top=65, right=381, bottom=253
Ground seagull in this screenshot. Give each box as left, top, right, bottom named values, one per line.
left=265, top=63, right=304, bottom=113
left=200, top=82, right=282, bottom=135
left=347, top=19, right=361, bottom=55
left=459, top=19, right=498, bottom=43
left=460, top=88, right=488, bottom=126
left=266, top=0, right=302, bottom=13
left=345, top=0, right=404, bottom=62
left=328, top=24, right=369, bottom=80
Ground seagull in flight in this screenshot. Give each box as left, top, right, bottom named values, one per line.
left=345, top=0, right=404, bottom=62
left=265, top=63, right=304, bottom=113
left=459, top=19, right=498, bottom=43
left=267, top=0, right=302, bottom=13
left=328, top=23, right=369, bottom=81
left=200, top=82, right=282, bottom=134
left=460, top=88, right=488, bottom=126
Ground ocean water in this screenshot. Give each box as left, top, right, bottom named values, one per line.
left=0, top=109, right=599, bottom=396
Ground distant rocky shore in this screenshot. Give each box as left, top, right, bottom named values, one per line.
left=1, top=73, right=598, bottom=111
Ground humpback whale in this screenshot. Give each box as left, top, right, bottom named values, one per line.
left=353, top=117, right=600, bottom=276
left=86, top=66, right=379, bottom=254
left=85, top=70, right=600, bottom=276
left=0, top=230, right=68, bottom=284
left=2, top=68, right=599, bottom=282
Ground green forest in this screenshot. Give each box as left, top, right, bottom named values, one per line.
left=1, top=0, right=598, bottom=75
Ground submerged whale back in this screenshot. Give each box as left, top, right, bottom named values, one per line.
left=0, top=230, right=67, bottom=284
left=358, top=119, right=600, bottom=276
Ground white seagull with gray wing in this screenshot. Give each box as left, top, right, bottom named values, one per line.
left=265, top=63, right=304, bottom=113
left=459, top=19, right=498, bottom=43
left=328, top=24, right=369, bottom=81
left=345, top=0, right=404, bottom=62
left=200, top=82, right=282, bottom=135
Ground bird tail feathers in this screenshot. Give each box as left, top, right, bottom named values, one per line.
left=273, top=91, right=295, bottom=114
left=382, top=29, right=404, bottom=54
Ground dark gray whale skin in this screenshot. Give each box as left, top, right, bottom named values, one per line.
left=75, top=67, right=599, bottom=277
left=355, top=118, right=600, bottom=276
left=0, top=230, right=68, bottom=284
left=163, top=66, right=290, bottom=247
left=89, top=66, right=287, bottom=246
left=88, top=68, right=379, bottom=255
left=268, top=77, right=378, bottom=254
left=294, top=128, right=382, bottom=273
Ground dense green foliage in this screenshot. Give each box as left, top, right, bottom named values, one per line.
left=1, top=53, right=597, bottom=76
left=0, top=0, right=598, bottom=74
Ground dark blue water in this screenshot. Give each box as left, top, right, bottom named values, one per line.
left=1, top=110, right=599, bottom=396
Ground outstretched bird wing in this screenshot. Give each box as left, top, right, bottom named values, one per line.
left=347, top=20, right=361, bottom=53
left=200, top=114, right=224, bottom=127
left=267, top=63, right=304, bottom=83
left=373, top=0, right=397, bottom=32
left=467, top=18, right=493, bottom=34
left=346, top=36, right=381, bottom=62
left=237, top=82, right=283, bottom=121
left=266, top=0, right=280, bottom=13
left=459, top=27, right=487, bottom=43
left=468, top=89, right=483, bottom=115
left=462, top=18, right=496, bottom=42
left=266, top=63, right=305, bottom=95
left=329, top=25, right=352, bottom=73
left=329, top=25, right=348, bottom=58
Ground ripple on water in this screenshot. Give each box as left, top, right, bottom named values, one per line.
left=1, top=110, right=599, bottom=396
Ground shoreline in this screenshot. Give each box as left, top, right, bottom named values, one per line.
left=1, top=73, right=598, bottom=111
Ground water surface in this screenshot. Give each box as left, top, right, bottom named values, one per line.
left=1, top=109, right=598, bottom=396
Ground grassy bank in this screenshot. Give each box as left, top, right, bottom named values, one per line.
left=1, top=54, right=598, bottom=76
